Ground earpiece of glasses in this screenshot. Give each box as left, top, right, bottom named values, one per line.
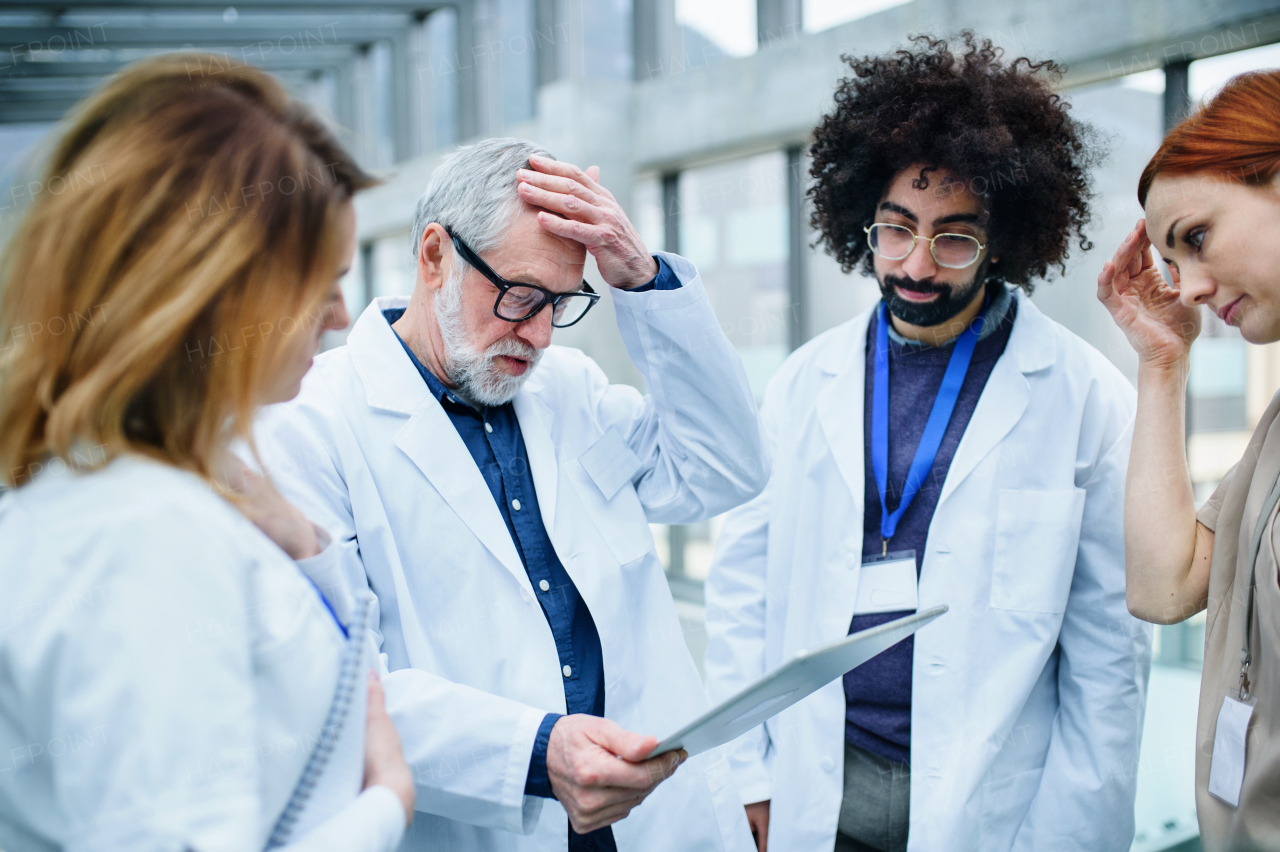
left=864, top=223, right=986, bottom=269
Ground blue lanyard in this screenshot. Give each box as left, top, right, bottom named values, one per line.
left=871, top=301, right=985, bottom=553
left=303, top=573, right=349, bottom=639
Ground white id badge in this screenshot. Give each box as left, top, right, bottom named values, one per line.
left=1208, top=694, right=1256, bottom=807
left=854, top=550, right=919, bottom=615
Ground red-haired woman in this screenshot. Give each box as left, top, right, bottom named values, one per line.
left=1099, top=70, right=1280, bottom=848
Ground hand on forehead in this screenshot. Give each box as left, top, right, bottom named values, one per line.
left=483, top=206, right=587, bottom=294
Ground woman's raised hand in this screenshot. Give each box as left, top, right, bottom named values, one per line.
left=1097, top=218, right=1201, bottom=368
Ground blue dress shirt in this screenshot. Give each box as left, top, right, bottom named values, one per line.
left=381, top=258, right=678, bottom=851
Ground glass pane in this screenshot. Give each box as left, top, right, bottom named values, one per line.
left=422, top=8, right=459, bottom=150
left=1190, top=337, right=1248, bottom=397
left=372, top=232, right=416, bottom=299
left=675, top=0, right=756, bottom=58
left=678, top=151, right=789, bottom=401
left=803, top=0, right=914, bottom=33
left=632, top=176, right=665, bottom=253
left=494, top=0, right=535, bottom=128
left=804, top=145, right=882, bottom=340
left=1189, top=335, right=1248, bottom=433
left=1026, top=73, right=1163, bottom=384
left=1190, top=41, right=1280, bottom=102
left=583, top=0, right=633, bottom=80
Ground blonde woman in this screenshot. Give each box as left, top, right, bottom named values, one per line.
left=0, top=56, right=413, bottom=849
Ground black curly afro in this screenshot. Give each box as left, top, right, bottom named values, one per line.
left=808, top=32, right=1099, bottom=293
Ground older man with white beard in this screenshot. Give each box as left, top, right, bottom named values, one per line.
left=253, top=137, right=765, bottom=852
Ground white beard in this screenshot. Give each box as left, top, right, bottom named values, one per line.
left=435, top=264, right=542, bottom=407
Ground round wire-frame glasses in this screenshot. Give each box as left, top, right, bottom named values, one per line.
left=864, top=222, right=986, bottom=269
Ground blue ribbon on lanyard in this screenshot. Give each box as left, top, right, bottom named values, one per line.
left=302, top=573, right=349, bottom=639
left=872, top=300, right=986, bottom=554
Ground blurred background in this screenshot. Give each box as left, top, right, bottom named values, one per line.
left=4, top=1, right=1280, bottom=848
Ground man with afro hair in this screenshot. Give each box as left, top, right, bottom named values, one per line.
left=704, top=33, right=1151, bottom=852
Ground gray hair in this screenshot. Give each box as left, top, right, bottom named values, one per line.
left=410, top=137, right=554, bottom=259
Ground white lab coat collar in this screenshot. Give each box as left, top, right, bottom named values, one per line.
left=345, top=296, right=564, bottom=593
left=347, top=295, right=428, bottom=416
left=812, top=289, right=1057, bottom=512
left=347, top=296, right=531, bottom=592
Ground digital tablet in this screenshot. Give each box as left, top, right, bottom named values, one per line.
left=653, top=605, right=948, bottom=757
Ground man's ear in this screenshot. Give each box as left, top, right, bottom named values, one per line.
left=417, top=223, right=449, bottom=293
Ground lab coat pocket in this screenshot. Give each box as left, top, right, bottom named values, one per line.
left=574, top=431, right=654, bottom=567
left=990, top=488, right=1086, bottom=613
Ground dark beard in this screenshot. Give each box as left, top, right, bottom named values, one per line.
left=879, top=272, right=987, bottom=328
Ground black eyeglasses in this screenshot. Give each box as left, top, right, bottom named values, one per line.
left=446, top=227, right=600, bottom=328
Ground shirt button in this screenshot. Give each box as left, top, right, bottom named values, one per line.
left=539, top=579, right=550, bottom=592
left=820, top=757, right=836, bottom=773
left=512, top=499, right=521, bottom=511
left=485, top=422, right=493, bottom=433
left=562, top=665, right=573, bottom=678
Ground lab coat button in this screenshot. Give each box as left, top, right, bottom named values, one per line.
left=512, top=499, right=522, bottom=511
left=539, top=579, right=550, bottom=592
left=521, top=588, right=532, bottom=603
left=562, top=665, right=573, bottom=678
left=820, top=757, right=836, bottom=773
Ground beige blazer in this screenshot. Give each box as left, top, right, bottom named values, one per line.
left=1197, top=389, right=1280, bottom=851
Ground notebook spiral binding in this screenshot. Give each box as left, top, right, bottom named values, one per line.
left=264, top=593, right=375, bottom=850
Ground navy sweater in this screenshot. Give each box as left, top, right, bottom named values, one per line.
left=845, top=290, right=1016, bottom=765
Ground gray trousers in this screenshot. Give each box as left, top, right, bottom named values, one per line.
left=834, top=740, right=910, bottom=852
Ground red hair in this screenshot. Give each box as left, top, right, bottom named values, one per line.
left=1139, top=70, right=1280, bottom=205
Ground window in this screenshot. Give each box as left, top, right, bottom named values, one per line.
left=675, top=0, right=756, bottom=58
left=803, top=0, right=914, bottom=32
left=371, top=232, right=416, bottom=300
left=678, top=151, right=791, bottom=400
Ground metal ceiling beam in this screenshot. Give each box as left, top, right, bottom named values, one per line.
left=0, top=101, right=80, bottom=120
left=0, top=23, right=410, bottom=52
left=0, top=77, right=98, bottom=97
left=3, top=46, right=357, bottom=76
left=0, top=0, right=454, bottom=9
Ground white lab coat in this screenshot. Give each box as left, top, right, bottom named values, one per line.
left=253, top=252, right=764, bottom=852
left=703, top=292, right=1153, bottom=852
left=0, top=455, right=406, bottom=852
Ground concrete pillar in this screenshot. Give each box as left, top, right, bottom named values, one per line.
left=658, top=168, right=687, bottom=578
left=1165, top=59, right=1192, bottom=447
left=1163, top=59, right=1191, bottom=134
left=534, top=0, right=559, bottom=87
left=633, top=0, right=676, bottom=82
left=349, top=44, right=378, bottom=166
left=661, top=171, right=679, bottom=253
left=455, top=0, right=481, bottom=139
left=757, top=0, right=802, bottom=49
left=390, top=29, right=419, bottom=161
left=469, top=0, right=503, bottom=136
left=786, top=145, right=807, bottom=350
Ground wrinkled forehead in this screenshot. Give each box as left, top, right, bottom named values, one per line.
left=503, top=205, right=587, bottom=264
left=880, top=166, right=989, bottom=223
